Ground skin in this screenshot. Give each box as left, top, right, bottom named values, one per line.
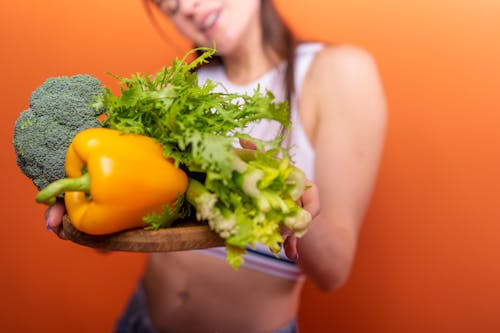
left=47, top=0, right=387, bottom=331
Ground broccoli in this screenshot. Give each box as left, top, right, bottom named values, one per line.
left=13, top=74, right=105, bottom=190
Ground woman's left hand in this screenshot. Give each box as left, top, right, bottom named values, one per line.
left=238, top=138, right=320, bottom=262
left=282, top=180, right=320, bottom=262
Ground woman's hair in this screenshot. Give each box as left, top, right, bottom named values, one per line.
left=260, top=0, right=296, bottom=104
left=142, top=0, right=296, bottom=104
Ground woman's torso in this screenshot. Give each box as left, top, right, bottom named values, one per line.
left=143, top=43, right=324, bottom=333
left=144, top=252, right=304, bottom=333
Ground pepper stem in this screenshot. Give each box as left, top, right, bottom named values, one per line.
left=35, top=173, right=91, bottom=206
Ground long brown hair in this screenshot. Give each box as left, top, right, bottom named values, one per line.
left=260, top=0, right=296, bottom=104
left=142, top=0, right=296, bottom=104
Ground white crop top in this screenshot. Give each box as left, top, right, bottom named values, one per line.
left=195, top=43, right=323, bottom=280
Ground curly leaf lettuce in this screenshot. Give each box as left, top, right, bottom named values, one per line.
left=97, top=47, right=311, bottom=268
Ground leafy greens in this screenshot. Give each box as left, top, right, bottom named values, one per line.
left=97, top=47, right=311, bottom=268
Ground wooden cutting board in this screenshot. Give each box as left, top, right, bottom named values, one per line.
left=62, top=215, right=225, bottom=252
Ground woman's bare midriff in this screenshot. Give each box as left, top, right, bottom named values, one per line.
left=143, top=251, right=305, bottom=333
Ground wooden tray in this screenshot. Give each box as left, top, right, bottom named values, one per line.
left=62, top=215, right=225, bottom=252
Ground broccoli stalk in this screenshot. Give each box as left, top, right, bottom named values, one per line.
left=13, top=75, right=105, bottom=190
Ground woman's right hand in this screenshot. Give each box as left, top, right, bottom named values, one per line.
left=45, top=200, right=67, bottom=239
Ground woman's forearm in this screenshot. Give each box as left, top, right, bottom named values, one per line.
left=296, top=214, right=360, bottom=291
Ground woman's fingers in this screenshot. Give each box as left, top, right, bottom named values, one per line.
left=301, top=180, right=321, bottom=220
left=280, top=225, right=299, bottom=262
left=283, top=234, right=299, bottom=262
left=45, top=201, right=67, bottom=239
left=239, top=138, right=257, bottom=150
left=283, top=180, right=320, bottom=262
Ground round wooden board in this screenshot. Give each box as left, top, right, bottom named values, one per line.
left=62, top=215, right=225, bottom=252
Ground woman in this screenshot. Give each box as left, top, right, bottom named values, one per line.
left=47, top=0, right=387, bottom=332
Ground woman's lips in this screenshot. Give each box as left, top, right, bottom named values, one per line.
left=199, top=9, right=221, bottom=34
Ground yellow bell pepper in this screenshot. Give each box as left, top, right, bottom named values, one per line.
left=36, top=128, right=188, bottom=235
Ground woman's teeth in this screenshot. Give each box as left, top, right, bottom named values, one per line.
left=202, top=11, right=219, bottom=31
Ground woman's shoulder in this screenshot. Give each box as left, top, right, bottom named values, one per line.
left=302, top=43, right=386, bottom=118
left=307, top=43, right=380, bottom=82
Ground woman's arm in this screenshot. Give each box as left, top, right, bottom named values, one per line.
left=296, top=45, right=387, bottom=291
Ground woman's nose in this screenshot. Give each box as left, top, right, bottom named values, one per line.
left=178, top=0, right=200, bottom=16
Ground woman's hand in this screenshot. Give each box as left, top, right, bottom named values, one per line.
left=238, top=138, right=321, bottom=262
left=45, top=200, right=67, bottom=239
left=282, top=181, right=320, bottom=262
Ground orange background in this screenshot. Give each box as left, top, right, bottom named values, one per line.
left=1, top=1, right=499, bottom=332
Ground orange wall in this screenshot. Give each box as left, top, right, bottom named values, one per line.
left=1, top=1, right=499, bottom=332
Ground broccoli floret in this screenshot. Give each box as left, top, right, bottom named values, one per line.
left=13, top=74, right=104, bottom=190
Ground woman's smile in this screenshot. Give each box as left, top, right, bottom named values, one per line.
left=199, top=8, right=221, bottom=34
